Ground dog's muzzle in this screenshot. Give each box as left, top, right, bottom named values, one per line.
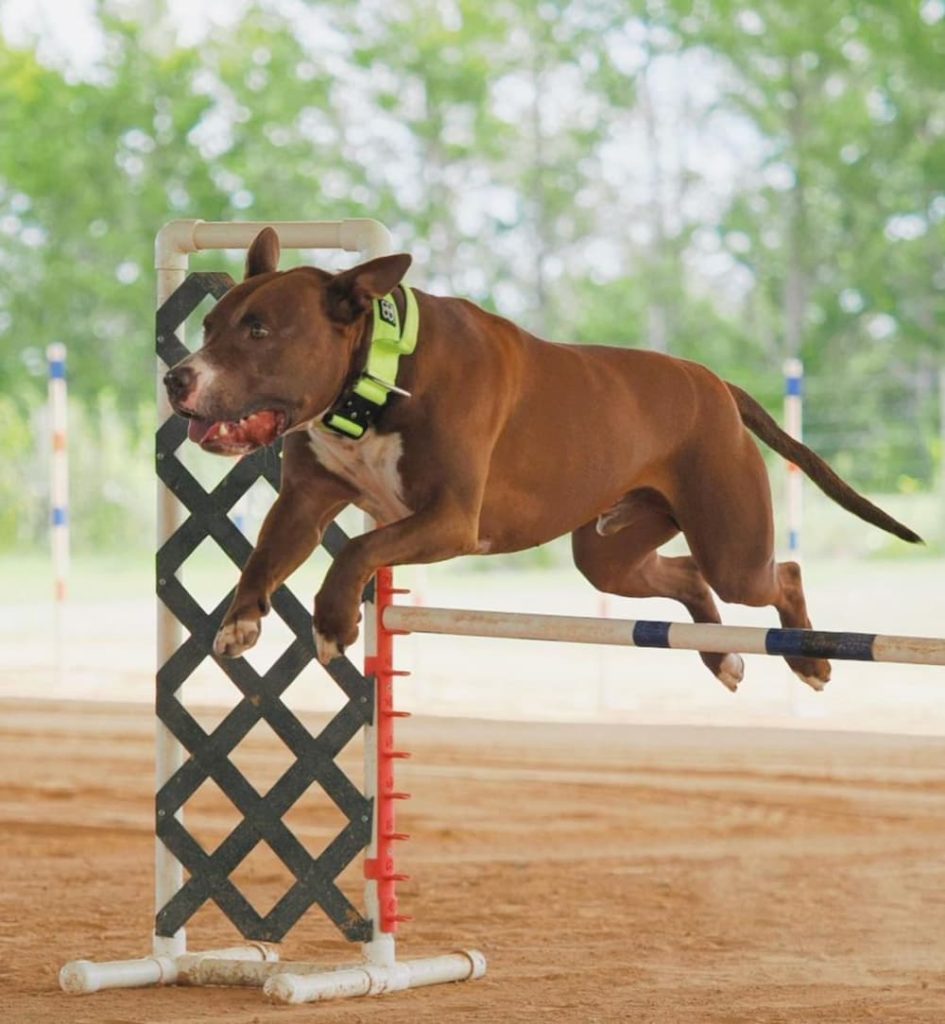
left=164, top=366, right=196, bottom=407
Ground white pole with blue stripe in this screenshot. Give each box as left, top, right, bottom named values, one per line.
left=783, top=357, right=804, bottom=559
left=382, top=605, right=945, bottom=669
left=783, top=357, right=814, bottom=712
left=48, top=343, right=69, bottom=678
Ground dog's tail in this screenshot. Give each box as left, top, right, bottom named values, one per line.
left=726, top=382, right=922, bottom=544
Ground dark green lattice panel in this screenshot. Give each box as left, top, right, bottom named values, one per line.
left=154, top=272, right=373, bottom=943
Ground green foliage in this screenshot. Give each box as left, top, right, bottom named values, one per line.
left=0, top=396, right=38, bottom=547
left=0, top=397, right=154, bottom=553
left=67, top=396, right=155, bottom=551
left=0, top=0, right=943, bottom=549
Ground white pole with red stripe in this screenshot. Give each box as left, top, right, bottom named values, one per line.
left=47, top=343, right=69, bottom=678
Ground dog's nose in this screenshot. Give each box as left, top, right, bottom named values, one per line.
left=164, top=366, right=196, bottom=405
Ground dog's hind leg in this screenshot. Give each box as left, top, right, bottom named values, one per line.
left=770, top=559, right=830, bottom=691
left=668, top=432, right=831, bottom=690
left=572, top=489, right=744, bottom=691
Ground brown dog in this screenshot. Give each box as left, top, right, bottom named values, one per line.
left=163, top=227, right=920, bottom=691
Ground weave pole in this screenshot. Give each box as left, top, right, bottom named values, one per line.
left=383, top=606, right=945, bottom=667
left=47, top=343, right=69, bottom=682
left=783, top=357, right=804, bottom=559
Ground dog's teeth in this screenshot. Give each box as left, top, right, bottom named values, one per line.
left=219, top=424, right=230, bottom=437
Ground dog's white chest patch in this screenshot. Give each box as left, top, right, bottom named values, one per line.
left=306, top=426, right=412, bottom=525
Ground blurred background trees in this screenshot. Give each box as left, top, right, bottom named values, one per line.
left=0, top=0, right=943, bottom=550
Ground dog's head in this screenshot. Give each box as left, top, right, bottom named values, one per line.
left=163, top=227, right=411, bottom=456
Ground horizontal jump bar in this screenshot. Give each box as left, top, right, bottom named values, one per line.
left=382, top=606, right=945, bottom=667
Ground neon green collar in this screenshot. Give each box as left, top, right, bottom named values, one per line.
left=322, top=286, right=419, bottom=439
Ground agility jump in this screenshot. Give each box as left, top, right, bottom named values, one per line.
left=60, top=218, right=945, bottom=1009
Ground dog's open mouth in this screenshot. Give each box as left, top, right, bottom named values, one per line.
left=187, top=409, right=288, bottom=455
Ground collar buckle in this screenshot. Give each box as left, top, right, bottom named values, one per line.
left=361, top=370, right=412, bottom=399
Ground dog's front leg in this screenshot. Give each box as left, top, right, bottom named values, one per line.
left=312, top=499, right=481, bottom=663
left=214, top=468, right=353, bottom=658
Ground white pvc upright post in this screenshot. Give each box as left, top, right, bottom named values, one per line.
left=47, top=343, right=69, bottom=684
left=360, top=512, right=394, bottom=969
left=154, top=242, right=188, bottom=960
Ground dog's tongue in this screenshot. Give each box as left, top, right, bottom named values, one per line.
left=188, top=417, right=214, bottom=444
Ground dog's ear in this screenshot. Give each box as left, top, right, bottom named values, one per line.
left=244, top=227, right=281, bottom=278
left=326, top=254, right=412, bottom=324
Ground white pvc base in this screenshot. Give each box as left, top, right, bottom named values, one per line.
left=60, top=946, right=486, bottom=1005
left=59, top=943, right=277, bottom=994
left=265, top=950, right=486, bottom=1005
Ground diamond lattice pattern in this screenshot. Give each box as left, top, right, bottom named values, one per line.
left=154, top=272, right=373, bottom=943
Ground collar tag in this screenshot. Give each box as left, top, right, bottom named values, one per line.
left=377, top=296, right=398, bottom=329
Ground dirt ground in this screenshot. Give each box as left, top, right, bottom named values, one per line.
left=4, top=698, right=945, bottom=1024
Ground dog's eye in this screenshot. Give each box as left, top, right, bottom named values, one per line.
left=249, top=322, right=269, bottom=339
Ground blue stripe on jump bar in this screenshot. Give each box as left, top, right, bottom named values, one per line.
left=788, top=529, right=800, bottom=552
left=52, top=507, right=68, bottom=527
left=785, top=376, right=803, bottom=396
left=49, top=361, right=66, bottom=379
left=765, top=628, right=876, bottom=662
left=632, top=620, right=672, bottom=648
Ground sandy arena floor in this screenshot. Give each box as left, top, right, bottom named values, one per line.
left=3, top=699, right=945, bottom=1023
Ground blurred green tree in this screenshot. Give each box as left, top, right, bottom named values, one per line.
left=0, top=0, right=942, bottom=551
left=670, top=0, right=945, bottom=487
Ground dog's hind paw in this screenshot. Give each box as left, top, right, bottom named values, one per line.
left=716, top=653, right=744, bottom=692
left=793, top=668, right=829, bottom=692
left=788, top=655, right=831, bottom=692
left=214, top=617, right=261, bottom=658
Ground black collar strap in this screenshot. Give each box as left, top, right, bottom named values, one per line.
left=322, top=286, right=419, bottom=439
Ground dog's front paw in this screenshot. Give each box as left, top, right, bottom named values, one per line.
left=214, top=616, right=261, bottom=658
left=313, top=628, right=344, bottom=665
left=313, top=595, right=361, bottom=665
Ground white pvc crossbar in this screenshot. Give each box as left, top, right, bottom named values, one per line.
left=155, top=218, right=394, bottom=270
left=383, top=606, right=945, bottom=667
